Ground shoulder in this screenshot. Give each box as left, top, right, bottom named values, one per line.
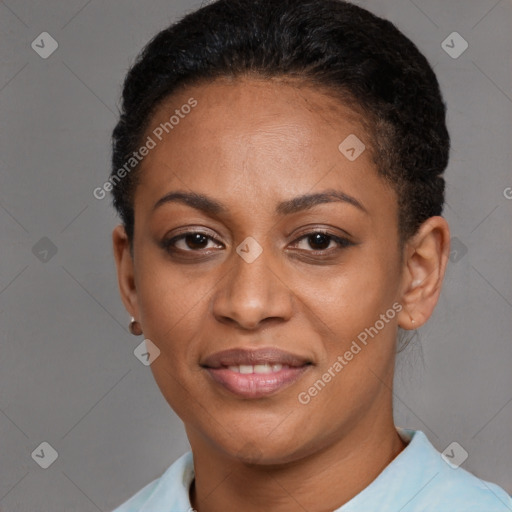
left=340, top=429, right=512, bottom=512
left=394, top=429, right=512, bottom=511
left=414, top=436, right=512, bottom=511
left=424, top=469, right=512, bottom=511
left=110, top=451, right=194, bottom=512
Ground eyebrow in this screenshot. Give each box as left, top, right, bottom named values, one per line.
left=153, top=188, right=367, bottom=216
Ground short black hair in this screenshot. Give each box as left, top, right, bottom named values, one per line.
left=110, top=0, right=449, bottom=243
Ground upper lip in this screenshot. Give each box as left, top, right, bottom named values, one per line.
left=201, top=347, right=312, bottom=369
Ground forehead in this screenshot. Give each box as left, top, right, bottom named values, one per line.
left=148, top=76, right=367, bottom=147
left=134, top=77, right=395, bottom=221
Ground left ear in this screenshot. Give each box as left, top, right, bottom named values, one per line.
left=397, top=216, right=450, bottom=330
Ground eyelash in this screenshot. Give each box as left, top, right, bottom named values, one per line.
left=161, top=229, right=354, bottom=257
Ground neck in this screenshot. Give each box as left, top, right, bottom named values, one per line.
left=188, top=411, right=406, bottom=512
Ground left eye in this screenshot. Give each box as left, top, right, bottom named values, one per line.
left=291, top=231, right=353, bottom=252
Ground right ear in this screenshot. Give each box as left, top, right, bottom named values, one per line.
left=112, top=225, right=139, bottom=319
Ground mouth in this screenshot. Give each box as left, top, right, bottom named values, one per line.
left=201, top=347, right=313, bottom=399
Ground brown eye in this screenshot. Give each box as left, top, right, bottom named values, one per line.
left=182, top=233, right=209, bottom=250
left=161, top=231, right=223, bottom=253
left=306, top=233, right=331, bottom=250
left=292, top=231, right=354, bottom=253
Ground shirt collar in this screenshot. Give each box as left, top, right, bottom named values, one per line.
left=139, top=450, right=194, bottom=511
left=336, top=427, right=463, bottom=511
left=140, top=428, right=433, bottom=511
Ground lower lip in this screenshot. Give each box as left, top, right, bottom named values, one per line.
left=205, top=366, right=310, bottom=399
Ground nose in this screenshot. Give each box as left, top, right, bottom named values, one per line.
left=211, top=242, right=294, bottom=330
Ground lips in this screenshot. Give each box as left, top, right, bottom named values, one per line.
left=201, top=347, right=311, bottom=369
left=201, top=347, right=312, bottom=399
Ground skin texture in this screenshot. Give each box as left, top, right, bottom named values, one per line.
left=113, top=77, right=450, bottom=512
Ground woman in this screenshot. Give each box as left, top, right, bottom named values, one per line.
left=109, top=0, right=512, bottom=510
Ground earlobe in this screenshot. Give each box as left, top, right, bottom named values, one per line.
left=112, top=224, right=139, bottom=319
left=397, top=216, right=450, bottom=330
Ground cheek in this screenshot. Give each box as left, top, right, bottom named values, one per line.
left=295, top=256, right=399, bottom=336
left=296, top=272, right=399, bottom=431
left=133, top=258, right=211, bottom=363
left=135, top=265, right=209, bottom=417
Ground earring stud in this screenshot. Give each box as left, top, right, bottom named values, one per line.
left=129, top=317, right=143, bottom=336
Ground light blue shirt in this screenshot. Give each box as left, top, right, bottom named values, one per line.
left=112, top=428, right=512, bottom=511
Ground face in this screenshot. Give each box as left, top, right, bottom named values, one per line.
left=113, top=77, right=447, bottom=464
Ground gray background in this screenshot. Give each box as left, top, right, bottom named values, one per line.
left=0, top=0, right=511, bottom=510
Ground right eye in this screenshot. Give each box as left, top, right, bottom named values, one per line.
left=161, top=231, right=224, bottom=254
